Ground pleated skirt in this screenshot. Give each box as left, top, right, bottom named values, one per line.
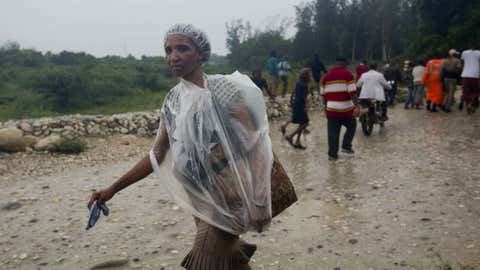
left=181, top=218, right=256, bottom=270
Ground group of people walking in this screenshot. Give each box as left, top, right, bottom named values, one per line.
left=405, top=47, right=480, bottom=114
left=275, top=56, right=359, bottom=161
left=264, top=46, right=480, bottom=161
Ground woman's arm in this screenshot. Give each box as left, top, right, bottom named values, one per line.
left=87, top=120, right=170, bottom=209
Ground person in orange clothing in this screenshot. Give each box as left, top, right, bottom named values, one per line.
left=421, top=52, right=444, bottom=112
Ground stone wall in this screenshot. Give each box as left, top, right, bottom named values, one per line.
left=0, top=111, right=163, bottom=139
left=0, top=97, right=292, bottom=140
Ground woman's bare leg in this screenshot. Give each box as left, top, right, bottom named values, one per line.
left=280, top=122, right=289, bottom=136
left=285, top=124, right=302, bottom=146
left=294, top=124, right=307, bottom=149
left=286, top=124, right=307, bottom=149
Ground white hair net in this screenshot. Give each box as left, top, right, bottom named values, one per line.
left=164, top=23, right=211, bottom=63
left=150, top=71, right=273, bottom=234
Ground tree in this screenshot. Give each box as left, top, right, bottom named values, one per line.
left=312, top=0, right=339, bottom=61
left=0, top=41, right=20, bottom=52
left=292, top=3, right=316, bottom=61
left=226, top=19, right=292, bottom=70
left=34, top=67, right=88, bottom=111
left=226, top=19, right=252, bottom=54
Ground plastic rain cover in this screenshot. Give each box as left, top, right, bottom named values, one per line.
left=149, top=71, right=273, bottom=235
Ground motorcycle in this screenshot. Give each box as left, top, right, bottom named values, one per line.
left=359, top=99, right=385, bottom=136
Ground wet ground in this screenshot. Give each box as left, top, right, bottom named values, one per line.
left=1, top=103, right=480, bottom=270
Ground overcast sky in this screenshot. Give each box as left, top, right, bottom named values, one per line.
left=1, top=0, right=302, bottom=57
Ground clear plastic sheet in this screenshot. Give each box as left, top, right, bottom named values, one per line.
left=150, top=72, right=273, bottom=234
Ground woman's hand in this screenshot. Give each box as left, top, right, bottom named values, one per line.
left=249, top=205, right=271, bottom=233
left=87, top=186, right=116, bottom=209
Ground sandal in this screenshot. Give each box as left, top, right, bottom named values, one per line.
left=294, top=143, right=307, bottom=150
left=286, top=136, right=296, bottom=148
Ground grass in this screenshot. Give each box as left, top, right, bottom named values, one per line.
left=79, top=89, right=167, bottom=115
left=0, top=88, right=167, bottom=121
left=52, top=137, right=87, bottom=154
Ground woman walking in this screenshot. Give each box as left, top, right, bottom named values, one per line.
left=87, top=24, right=274, bottom=270
left=281, top=68, right=311, bottom=149
left=422, top=53, right=444, bottom=112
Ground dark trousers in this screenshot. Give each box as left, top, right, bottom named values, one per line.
left=388, top=84, right=397, bottom=105
left=327, top=117, right=357, bottom=158
left=405, top=86, right=415, bottom=107
left=463, top=78, right=480, bottom=104
left=280, top=75, right=288, bottom=97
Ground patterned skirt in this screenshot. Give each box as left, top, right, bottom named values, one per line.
left=181, top=218, right=256, bottom=270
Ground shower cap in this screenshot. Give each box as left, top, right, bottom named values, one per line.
left=164, top=23, right=211, bottom=63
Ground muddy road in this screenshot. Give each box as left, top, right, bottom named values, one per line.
left=1, top=104, right=480, bottom=270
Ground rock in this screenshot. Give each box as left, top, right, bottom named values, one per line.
left=348, top=239, right=358, bottom=244
left=0, top=127, right=26, bottom=153
left=137, top=128, right=147, bottom=136
left=120, top=128, right=129, bottom=134
left=34, top=135, right=62, bottom=151
left=22, top=135, right=39, bottom=148
left=0, top=163, right=7, bottom=174
left=87, top=126, right=101, bottom=135
left=89, top=259, right=129, bottom=269
left=29, top=218, right=38, bottom=223
left=119, top=135, right=136, bottom=145
left=2, top=202, right=22, bottom=211
left=19, top=122, right=33, bottom=133
left=270, top=109, right=281, bottom=118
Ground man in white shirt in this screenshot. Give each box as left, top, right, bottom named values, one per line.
left=277, top=56, right=292, bottom=97
left=412, top=61, right=426, bottom=109
left=460, top=46, right=480, bottom=114
left=356, top=63, right=392, bottom=120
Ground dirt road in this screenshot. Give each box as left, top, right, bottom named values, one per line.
left=1, top=105, right=479, bottom=270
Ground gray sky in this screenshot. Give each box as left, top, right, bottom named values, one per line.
left=1, top=0, right=301, bottom=57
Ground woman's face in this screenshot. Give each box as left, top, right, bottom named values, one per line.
left=164, top=35, right=203, bottom=78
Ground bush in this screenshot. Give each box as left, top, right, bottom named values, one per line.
left=0, top=86, right=55, bottom=121
left=53, top=137, right=87, bottom=154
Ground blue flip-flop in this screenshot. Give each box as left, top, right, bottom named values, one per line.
left=86, top=201, right=109, bottom=230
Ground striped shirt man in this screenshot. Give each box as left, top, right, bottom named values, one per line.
left=321, top=67, right=357, bottom=118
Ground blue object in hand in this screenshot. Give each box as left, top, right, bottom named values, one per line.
left=86, top=201, right=109, bottom=230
